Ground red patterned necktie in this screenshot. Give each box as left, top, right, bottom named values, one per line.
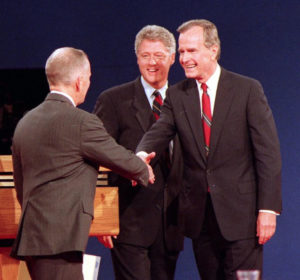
left=152, top=91, right=163, bottom=120
left=201, top=83, right=212, bottom=155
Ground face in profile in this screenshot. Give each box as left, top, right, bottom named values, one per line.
left=137, top=39, right=175, bottom=89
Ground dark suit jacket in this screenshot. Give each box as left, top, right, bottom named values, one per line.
left=137, top=68, right=282, bottom=241
left=11, top=93, right=149, bottom=259
left=93, top=77, right=184, bottom=251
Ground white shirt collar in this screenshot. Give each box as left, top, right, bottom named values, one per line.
left=196, top=64, right=221, bottom=115
left=196, top=64, right=221, bottom=93
left=206, top=63, right=221, bottom=94
left=50, top=90, right=76, bottom=107
left=141, top=76, right=168, bottom=107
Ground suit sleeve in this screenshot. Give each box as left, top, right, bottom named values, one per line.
left=136, top=89, right=177, bottom=155
left=247, top=80, right=282, bottom=213
left=80, top=113, right=149, bottom=187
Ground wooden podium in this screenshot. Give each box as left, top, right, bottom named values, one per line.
left=0, top=155, right=119, bottom=280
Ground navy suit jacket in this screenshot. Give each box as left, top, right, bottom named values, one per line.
left=94, top=77, right=184, bottom=251
left=137, top=68, right=282, bottom=241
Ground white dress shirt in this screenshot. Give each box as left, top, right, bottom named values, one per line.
left=196, top=64, right=221, bottom=116
left=140, top=76, right=173, bottom=159
left=141, top=76, right=168, bottom=108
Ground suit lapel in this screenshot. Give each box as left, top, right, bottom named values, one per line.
left=182, top=79, right=207, bottom=162
left=132, top=77, right=155, bottom=132
left=209, top=68, right=234, bottom=160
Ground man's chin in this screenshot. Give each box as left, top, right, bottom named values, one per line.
left=184, top=72, right=196, bottom=79
left=144, top=78, right=160, bottom=87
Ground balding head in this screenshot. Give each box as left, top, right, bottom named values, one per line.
left=45, top=47, right=90, bottom=87
left=45, top=47, right=91, bottom=106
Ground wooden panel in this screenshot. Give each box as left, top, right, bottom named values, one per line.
left=0, top=155, right=119, bottom=278
left=0, top=155, right=13, bottom=172
left=0, top=247, right=20, bottom=280
left=0, top=155, right=119, bottom=238
left=0, top=155, right=111, bottom=173
left=0, top=189, right=21, bottom=239
left=17, top=261, right=31, bottom=280
left=90, top=187, right=119, bottom=236
left=0, top=187, right=119, bottom=238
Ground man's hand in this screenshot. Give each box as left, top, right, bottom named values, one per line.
left=97, top=235, right=117, bottom=249
left=132, top=152, right=156, bottom=186
left=147, top=163, right=155, bottom=184
left=137, top=151, right=156, bottom=164
left=256, top=212, right=277, bottom=245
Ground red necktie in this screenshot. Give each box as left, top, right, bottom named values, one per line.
left=201, top=83, right=212, bottom=155
left=152, top=91, right=163, bottom=120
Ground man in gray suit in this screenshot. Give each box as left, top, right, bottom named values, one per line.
left=136, top=20, right=282, bottom=279
left=11, top=47, right=154, bottom=280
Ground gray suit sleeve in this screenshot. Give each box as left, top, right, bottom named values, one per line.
left=80, top=113, right=149, bottom=187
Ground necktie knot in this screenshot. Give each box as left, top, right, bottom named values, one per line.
left=201, top=83, right=208, bottom=92
left=153, top=90, right=160, bottom=97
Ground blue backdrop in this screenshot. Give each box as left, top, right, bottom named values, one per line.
left=1, top=1, right=299, bottom=279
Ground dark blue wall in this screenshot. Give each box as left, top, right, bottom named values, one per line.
left=1, top=1, right=299, bottom=279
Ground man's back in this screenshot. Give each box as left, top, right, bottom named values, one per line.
left=14, top=94, right=96, bottom=195
left=12, top=93, right=99, bottom=257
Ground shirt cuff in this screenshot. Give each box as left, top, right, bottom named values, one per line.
left=259, top=209, right=280, bottom=216
left=136, top=151, right=148, bottom=158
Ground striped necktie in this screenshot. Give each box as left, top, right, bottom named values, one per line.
left=201, top=83, right=212, bottom=155
left=152, top=91, right=163, bottom=120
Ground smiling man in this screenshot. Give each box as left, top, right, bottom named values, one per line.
left=93, top=25, right=184, bottom=280
left=136, top=19, right=282, bottom=280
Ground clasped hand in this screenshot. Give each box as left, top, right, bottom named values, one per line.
left=132, top=152, right=156, bottom=186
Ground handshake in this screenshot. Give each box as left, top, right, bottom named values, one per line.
left=133, top=151, right=156, bottom=186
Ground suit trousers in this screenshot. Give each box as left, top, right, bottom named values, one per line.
left=24, top=251, right=83, bottom=280
left=111, top=217, right=179, bottom=280
left=192, top=195, right=263, bottom=280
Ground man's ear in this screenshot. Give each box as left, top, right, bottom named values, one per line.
left=75, top=76, right=81, bottom=92
left=210, top=45, right=218, bottom=60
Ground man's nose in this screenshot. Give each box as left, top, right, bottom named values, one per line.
left=149, top=56, right=157, bottom=65
left=180, top=52, right=190, bottom=63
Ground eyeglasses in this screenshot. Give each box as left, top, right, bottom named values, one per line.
left=139, top=53, right=168, bottom=62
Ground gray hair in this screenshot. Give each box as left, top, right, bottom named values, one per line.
left=135, top=25, right=176, bottom=55
left=177, top=19, right=221, bottom=60
left=45, top=47, right=89, bottom=86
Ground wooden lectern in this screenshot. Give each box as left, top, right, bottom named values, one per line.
left=0, top=155, right=119, bottom=280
